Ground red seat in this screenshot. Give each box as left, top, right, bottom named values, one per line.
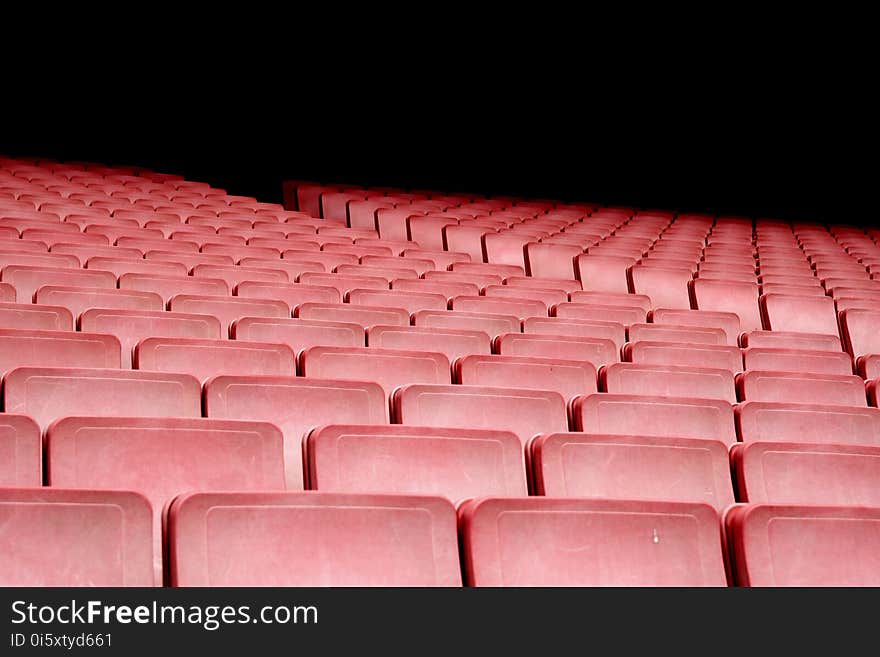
left=628, top=265, right=693, bottom=309
left=2, top=265, right=116, bottom=302
left=532, top=433, right=734, bottom=510
left=0, top=250, right=80, bottom=270
left=553, top=302, right=646, bottom=326
left=494, top=332, right=618, bottom=368
left=390, top=277, right=479, bottom=301
left=347, top=288, right=447, bottom=314
left=455, top=354, right=596, bottom=400
left=169, top=294, right=289, bottom=337
left=726, top=504, right=880, bottom=586
left=840, top=308, right=880, bottom=359
left=524, top=242, right=581, bottom=279
left=307, top=424, right=527, bottom=501
left=235, top=281, right=340, bottom=307
left=569, top=290, right=652, bottom=312
left=451, top=261, right=525, bottom=279
left=741, top=329, right=842, bottom=351
left=522, top=317, right=625, bottom=351
left=742, top=347, right=853, bottom=375
left=192, top=264, right=288, bottom=290
left=231, top=316, right=364, bottom=356
left=35, top=285, right=164, bottom=320
left=361, top=255, right=435, bottom=276
left=296, top=302, right=409, bottom=330
left=51, top=243, right=144, bottom=265
left=732, top=441, right=880, bottom=505
left=623, top=340, right=743, bottom=372
left=367, top=324, right=491, bottom=363
left=167, top=491, right=460, bottom=586
left=204, top=375, right=388, bottom=488
left=424, top=269, right=503, bottom=292
left=504, top=275, right=582, bottom=294
left=47, top=417, right=285, bottom=584
left=690, top=279, right=763, bottom=331
left=627, top=322, right=728, bottom=345
left=736, top=370, right=867, bottom=406
left=451, top=295, right=547, bottom=319
left=119, top=273, right=230, bottom=303
left=459, top=497, right=727, bottom=586
left=0, top=488, right=154, bottom=586
left=483, top=284, right=567, bottom=309
left=412, top=309, right=519, bottom=339
left=736, top=401, right=880, bottom=446
left=0, top=414, right=41, bottom=486
left=0, top=301, right=73, bottom=330
left=0, top=328, right=120, bottom=376
left=79, top=308, right=221, bottom=367
left=0, top=281, right=15, bottom=302
left=649, top=308, right=742, bottom=346
left=393, top=383, right=567, bottom=448
left=760, top=293, right=839, bottom=336
left=301, top=346, right=450, bottom=399
left=572, top=393, right=737, bottom=446
left=144, top=250, right=234, bottom=271
left=3, top=367, right=202, bottom=430
left=135, top=337, right=296, bottom=381
left=601, top=362, right=736, bottom=402
left=575, top=254, right=635, bottom=292
left=85, top=256, right=187, bottom=279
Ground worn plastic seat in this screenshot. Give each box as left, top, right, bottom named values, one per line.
left=649, top=308, right=742, bottom=346
left=306, top=424, right=527, bottom=501
left=742, top=347, right=853, bottom=375
left=455, top=354, right=596, bottom=400
left=736, top=401, right=880, bottom=446
left=623, top=340, right=743, bottom=373
left=760, top=293, right=839, bottom=336
left=532, top=433, right=735, bottom=510
left=460, top=497, right=727, bottom=586
left=3, top=265, right=116, bottom=302
left=167, top=491, right=461, bottom=586
left=169, top=294, right=289, bottom=337
left=601, top=362, right=736, bottom=402
left=296, top=302, right=409, bottom=330
left=204, top=375, right=388, bottom=488
left=522, top=317, right=625, bottom=351
left=367, top=324, right=491, bottom=363
left=412, top=309, right=519, bottom=339
left=0, top=414, right=41, bottom=486
left=0, top=488, right=154, bottom=586
left=135, top=337, right=296, bottom=381
left=493, top=332, right=618, bottom=368
left=0, top=327, right=120, bottom=376
left=119, top=273, right=230, bottom=303
left=690, top=279, right=763, bottom=331
left=553, top=302, right=647, bottom=326
left=452, top=294, right=547, bottom=319
left=231, top=316, right=364, bottom=355
left=736, top=370, right=867, bottom=406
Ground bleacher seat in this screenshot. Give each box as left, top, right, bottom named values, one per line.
left=204, top=375, right=388, bottom=488
left=119, top=273, right=230, bottom=302
left=168, top=294, right=289, bottom=336
left=0, top=413, right=41, bottom=486
left=0, top=301, right=73, bottom=330
left=3, top=366, right=201, bottom=430
left=0, top=488, right=154, bottom=586
left=532, top=433, right=735, bottom=510
left=455, top=354, right=596, bottom=400
left=35, top=285, right=164, bottom=320
left=459, top=497, right=727, bottom=586
left=623, top=343, right=742, bottom=377
left=726, top=504, right=880, bottom=586
left=80, top=308, right=222, bottom=367
left=742, top=347, right=853, bottom=375
left=649, top=308, right=742, bottom=346
left=3, top=265, right=116, bottom=302
left=306, top=424, right=527, bottom=500
left=629, top=265, right=693, bottom=309
left=553, top=302, right=647, bottom=326
left=627, top=322, right=728, bottom=345
left=736, top=370, right=866, bottom=406
left=412, top=309, right=520, bottom=339
left=732, top=441, right=880, bottom=505
left=134, top=337, right=296, bottom=381
left=346, top=288, right=447, bottom=314
left=167, top=491, right=461, bottom=586
left=741, top=329, right=842, bottom=351
left=301, top=346, right=450, bottom=399
left=0, top=328, right=121, bottom=376
left=494, top=332, right=618, bottom=368
left=46, top=416, right=286, bottom=583
left=690, top=279, right=763, bottom=331
left=601, top=363, right=737, bottom=402
left=296, top=302, right=409, bottom=330
left=736, top=401, right=880, bottom=446
left=760, top=293, right=839, bottom=336
left=367, top=325, right=491, bottom=363
left=522, top=317, right=625, bottom=351
left=572, top=393, right=737, bottom=445
left=451, top=294, right=547, bottom=319
left=394, top=383, right=567, bottom=448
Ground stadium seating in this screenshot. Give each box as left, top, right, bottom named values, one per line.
left=455, top=354, right=597, bottom=400
left=736, top=401, right=880, bottom=446
left=600, top=363, right=737, bottom=402
left=736, top=370, right=867, bottom=406
left=0, top=413, right=41, bottom=486
left=134, top=337, right=296, bottom=381
left=168, top=492, right=461, bottom=586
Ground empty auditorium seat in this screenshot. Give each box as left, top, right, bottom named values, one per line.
left=840, top=308, right=880, bottom=360
left=167, top=491, right=460, bottom=586
left=726, top=504, right=880, bottom=586
left=623, top=340, right=743, bottom=372
left=736, top=401, right=880, bottom=446
left=119, top=273, right=230, bottom=303
left=459, top=497, right=727, bottom=586
left=169, top=294, right=289, bottom=336
left=733, top=441, right=880, bottom=506
left=736, top=370, right=866, bottom=406
left=628, top=265, right=693, bottom=309
left=347, top=288, right=447, bottom=314
left=0, top=250, right=80, bottom=270
left=232, top=316, right=364, bottom=355
left=79, top=308, right=221, bottom=367
left=296, top=302, right=409, bottom=330
left=690, top=279, right=763, bottom=331
left=0, top=328, right=121, bottom=376
left=574, top=255, right=635, bottom=292
left=0, top=301, right=73, bottom=330
left=3, top=265, right=116, bottom=302
left=451, top=294, right=547, bottom=319
left=412, top=309, right=520, bottom=339
left=0, top=488, right=154, bottom=586
left=553, top=302, right=646, bottom=326
left=649, top=308, right=742, bottom=346
left=367, top=324, right=491, bottom=363
left=192, top=264, right=288, bottom=290
left=135, top=337, right=296, bottom=381
left=3, top=367, right=202, bottom=430
left=532, top=433, right=735, bottom=510
left=306, top=424, right=527, bottom=500
left=204, top=375, right=388, bottom=488
left=601, top=362, right=736, bottom=402
left=627, top=322, right=728, bottom=345
left=494, top=332, right=618, bottom=368
left=760, top=293, right=839, bottom=336
left=301, top=346, right=450, bottom=399
left=572, top=393, right=737, bottom=445
left=741, top=329, right=842, bottom=351
left=522, top=317, right=625, bottom=350
left=504, top=275, right=582, bottom=294
left=35, top=285, right=164, bottom=320
left=524, top=242, right=581, bottom=279
left=483, top=284, right=567, bottom=309
left=390, top=277, right=480, bottom=301
left=235, top=281, right=340, bottom=308
left=394, top=384, right=567, bottom=447
left=742, top=347, right=853, bottom=375
left=0, top=413, right=41, bottom=486
left=85, top=256, right=187, bottom=279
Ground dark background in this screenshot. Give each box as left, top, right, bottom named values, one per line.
left=1, top=84, right=872, bottom=226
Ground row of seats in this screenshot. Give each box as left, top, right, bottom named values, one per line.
left=2, top=487, right=876, bottom=586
